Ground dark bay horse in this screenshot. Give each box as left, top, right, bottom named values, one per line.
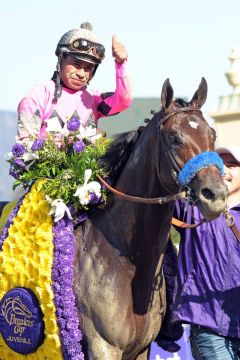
left=73, top=78, right=227, bottom=359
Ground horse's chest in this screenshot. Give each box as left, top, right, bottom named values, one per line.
left=73, top=224, right=166, bottom=355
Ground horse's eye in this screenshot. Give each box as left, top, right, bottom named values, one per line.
left=168, top=134, right=182, bottom=146
left=210, top=127, right=217, bottom=142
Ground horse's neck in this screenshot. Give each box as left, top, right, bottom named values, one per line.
left=90, top=120, right=175, bottom=310
left=111, top=119, right=173, bottom=245
left=116, top=119, right=164, bottom=198
left=102, top=196, right=174, bottom=312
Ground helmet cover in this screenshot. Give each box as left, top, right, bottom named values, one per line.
left=55, top=22, right=105, bottom=64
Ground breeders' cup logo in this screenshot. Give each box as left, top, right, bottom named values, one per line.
left=0, top=288, right=45, bottom=355
left=2, top=296, right=33, bottom=336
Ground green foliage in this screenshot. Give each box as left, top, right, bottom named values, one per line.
left=9, top=134, right=112, bottom=213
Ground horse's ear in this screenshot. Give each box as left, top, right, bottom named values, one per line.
left=161, top=78, right=174, bottom=111
left=189, top=77, right=208, bottom=108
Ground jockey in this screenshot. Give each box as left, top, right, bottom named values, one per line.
left=17, top=21, right=132, bottom=141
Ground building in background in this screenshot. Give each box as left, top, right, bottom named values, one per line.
left=210, top=47, right=240, bottom=147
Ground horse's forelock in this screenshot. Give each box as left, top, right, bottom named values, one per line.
left=174, top=98, right=189, bottom=108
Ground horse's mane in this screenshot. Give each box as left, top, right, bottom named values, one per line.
left=99, top=100, right=190, bottom=183
left=99, top=108, right=165, bottom=184
left=99, top=126, right=146, bottom=185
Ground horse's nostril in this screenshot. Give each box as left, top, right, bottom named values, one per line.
left=201, top=188, right=215, bottom=200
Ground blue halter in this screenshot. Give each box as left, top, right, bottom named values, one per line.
left=177, top=151, right=224, bottom=187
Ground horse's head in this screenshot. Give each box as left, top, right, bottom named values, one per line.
left=158, top=77, right=227, bottom=220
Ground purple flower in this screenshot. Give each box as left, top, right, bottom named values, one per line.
left=101, top=176, right=111, bottom=190
left=12, top=143, right=25, bottom=157
left=61, top=330, right=71, bottom=345
left=54, top=218, right=68, bottom=229
left=9, top=166, right=19, bottom=179
left=58, top=254, right=71, bottom=264
left=54, top=241, right=72, bottom=252
left=69, top=329, right=82, bottom=341
left=59, top=277, right=73, bottom=287
left=90, top=192, right=100, bottom=204
left=52, top=269, right=60, bottom=281
left=73, top=140, right=85, bottom=153
left=66, top=320, right=77, bottom=331
left=68, top=204, right=77, bottom=217
left=52, top=283, right=61, bottom=292
left=31, top=138, right=45, bottom=151
left=75, top=212, right=88, bottom=226
left=58, top=317, right=66, bottom=329
left=52, top=216, right=84, bottom=359
left=67, top=118, right=80, bottom=132
left=13, top=158, right=25, bottom=169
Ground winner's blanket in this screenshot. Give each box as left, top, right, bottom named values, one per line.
left=0, top=182, right=84, bottom=360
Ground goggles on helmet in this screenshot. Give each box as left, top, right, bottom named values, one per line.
left=71, top=38, right=105, bottom=61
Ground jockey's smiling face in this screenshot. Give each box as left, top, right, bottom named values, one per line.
left=59, top=55, right=95, bottom=91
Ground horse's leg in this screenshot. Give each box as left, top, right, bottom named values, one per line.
left=88, top=337, right=122, bottom=360
left=133, top=346, right=151, bottom=360
left=82, top=318, right=123, bottom=360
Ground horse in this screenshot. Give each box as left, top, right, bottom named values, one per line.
left=72, top=78, right=228, bottom=359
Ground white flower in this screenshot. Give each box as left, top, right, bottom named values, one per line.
left=5, top=151, right=13, bottom=160
left=74, top=169, right=101, bottom=205
left=24, top=140, right=34, bottom=148
left=22, top=150, right=39, bottom=170
left=45, top=196, right=73, bottom=222
left=22, top=150, right=39, bottom=162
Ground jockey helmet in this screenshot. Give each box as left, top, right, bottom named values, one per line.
left=55, top=22, right=105, bottom=65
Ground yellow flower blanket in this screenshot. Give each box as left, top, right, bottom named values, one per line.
left=0, top=183, right=63, bottom=359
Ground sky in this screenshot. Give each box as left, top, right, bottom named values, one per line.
left=1, top=0, right=240, bottom=121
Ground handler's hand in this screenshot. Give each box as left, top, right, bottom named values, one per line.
left=112, top=34, right=128, bottom=63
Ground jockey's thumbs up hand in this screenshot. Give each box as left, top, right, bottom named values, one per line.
left=112, top=34, right=128, bottom=64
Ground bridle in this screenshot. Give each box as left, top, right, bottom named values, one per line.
left=98, top=106, right=202, bottom=205
left=157, top=106, right=203, bottom=194
left=97, top=106, right=227, bottom=229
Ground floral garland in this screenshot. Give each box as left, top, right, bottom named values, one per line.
left=52, top=217, right=84, bottom=360
left=7, top=118, right=111, bottom=222
left=0, top=182, right=86, bottom=359
left=0, top=182, right=63, bottom=359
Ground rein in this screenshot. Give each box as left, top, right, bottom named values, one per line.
left=171, top=217, right=207, bottom=229
left=97, top=182, right=237, bottom=231
left=97, top=175, right=187, bottom=204
left=98, top=175, right=207, bottom=228
left=172, top=209, right=240, bottom=238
